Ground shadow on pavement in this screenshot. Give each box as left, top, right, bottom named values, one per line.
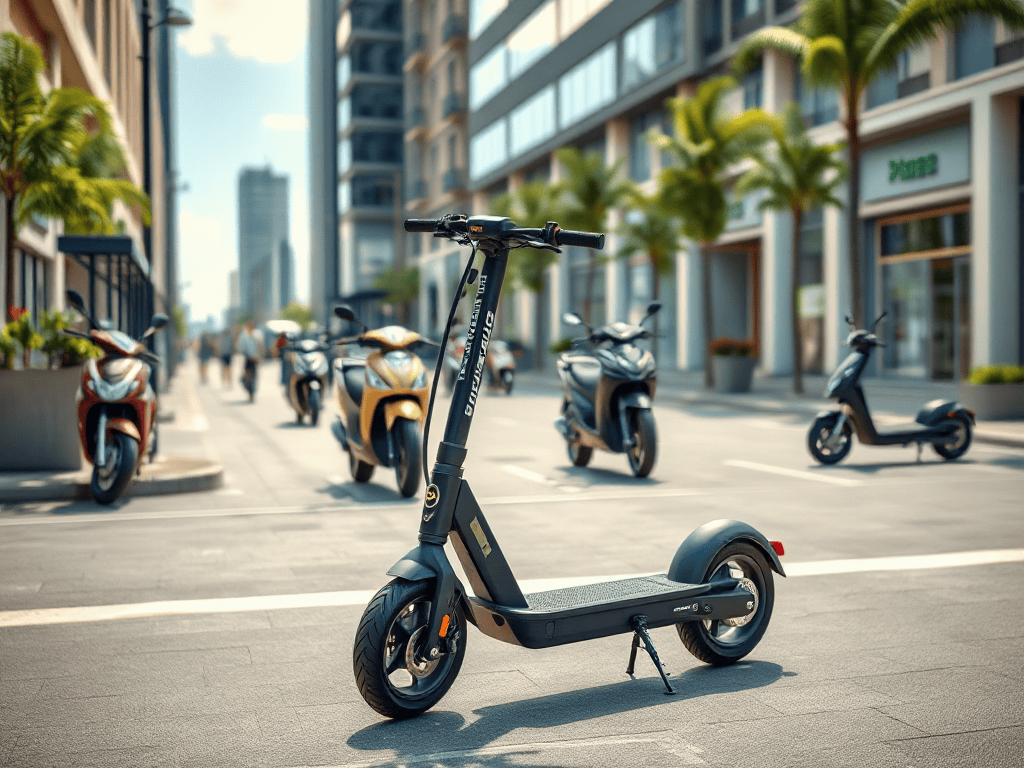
left=317, top=479, right=416, bottom=505
left=348, top=661, right=788, bottom=764
left=558, top=465, right=664, bottom=485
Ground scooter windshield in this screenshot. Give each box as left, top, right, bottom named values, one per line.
left=826, top=350, right=867, bottom=398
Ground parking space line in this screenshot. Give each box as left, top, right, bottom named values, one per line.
left=3, top=548, right=1020, bottom=628
left=724, top=459, right=862, bottom=486
left=502, top=465, right=553, bottom=485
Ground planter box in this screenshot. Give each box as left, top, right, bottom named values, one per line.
left=712, top=355, right=756, bottom=393
left=959, top=381, right=1024, bottom=421
left=0, top=368, right=83, bottom=471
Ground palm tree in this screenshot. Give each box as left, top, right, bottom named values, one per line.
left=735, top=103, right=847, bottom=395
left=1, top=32, right=149, bottom=312
left=489, top=180, right=561, bottom=370
left=650, top=75, right=777, bottom=387
left=734, top=0, right=1024, bottom=327
left=554, top=146, right=636, bottom=325
left=617, top=192, right=681, bottom=360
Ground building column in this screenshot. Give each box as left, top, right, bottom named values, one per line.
left=605, top=117, right=630, bottom=323
left=823, top=190, right=849, bottom=372
left=761, top=209, right=793, bottom=375
left=675, top=240, right=704, bottom=370
left=972, top=92, right=1020, bottom=367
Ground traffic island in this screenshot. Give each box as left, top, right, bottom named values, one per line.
left=0, top=455, right=223, bottom=503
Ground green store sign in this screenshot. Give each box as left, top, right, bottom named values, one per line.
left=889, top=153, right=938, bottom=183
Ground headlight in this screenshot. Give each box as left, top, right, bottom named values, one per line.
left=366, top=368, right=390, bottom=389
left=309, top=352, right=328, bottom=375
left=412, top=370, right=427, bottom=389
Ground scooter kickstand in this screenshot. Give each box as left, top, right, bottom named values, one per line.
left=626, top=615, right=675, bottom=695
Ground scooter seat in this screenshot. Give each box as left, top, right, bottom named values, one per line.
left=342, top=364, right=365, bottom=403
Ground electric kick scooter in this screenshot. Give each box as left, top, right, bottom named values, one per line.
left=353, top=214, right=786, bottom=720
left=808, top=313, right=975, bottom=465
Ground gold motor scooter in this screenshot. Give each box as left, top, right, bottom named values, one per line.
left=330, top=305, right=437, bottom=497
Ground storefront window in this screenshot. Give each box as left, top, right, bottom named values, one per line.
left=882, top=260, right=930, bottom=378
left=880, top=211, right=970, bottom=256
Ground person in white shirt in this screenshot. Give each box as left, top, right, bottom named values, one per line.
left=238, top=322, right=263, bottom=395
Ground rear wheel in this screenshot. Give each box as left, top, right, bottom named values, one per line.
left=353, top=579, right=466, bottom=719
left=808, top=413, right=853, bottom=465
left=309, top=388, right=322, bottom=427
left=350, top=451, right=375, bottom=483
left=393, top=419, right=422, bottom=498
left=678, top=542, right=774, bottom=666
left=933, top=416, right=971, bottom=460
left=91, top=431, right=139, bottom=505
left=626, top=409, right=657, bottom=478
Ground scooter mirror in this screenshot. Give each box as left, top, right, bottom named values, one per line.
left=562, top=312, right=583, bottom=327
left=646, top=302, right=662, bottom=317
left=334, top=304, right=359, bottom=324
left=150, top=313, right=170, bottom=331
left=66, top=289, right=86, bottom=313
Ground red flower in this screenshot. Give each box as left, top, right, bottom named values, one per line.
left=7, top=306, right=28, bottom=322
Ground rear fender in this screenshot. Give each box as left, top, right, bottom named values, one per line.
left=387, top=544, right=477, bottom=627
left=916, top=400, right=975, bottom=427
left=668, top=519, right=786, bottom=584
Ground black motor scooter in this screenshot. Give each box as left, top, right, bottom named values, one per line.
left=352, top=214, right=786, bottom=720
left=554, top=306, right=661, bottom=477
left=808, top=313, right=975, bottom=465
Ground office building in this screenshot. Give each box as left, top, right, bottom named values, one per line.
left=237, top=166, right=291, bottom=323
left=424, top=0, right=1024, bottom=380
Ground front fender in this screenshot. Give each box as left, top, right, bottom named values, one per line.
left=618, top=390, right=652, bottom=410
left=384, top=399, right=424, bottom=430
left=107, top=417, right=141, bottom=443
left=386, top=544, right=477, bottom=626
left=668, top=519, right=786, bottom=584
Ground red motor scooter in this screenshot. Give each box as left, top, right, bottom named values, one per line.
left=63, top=290, right=168, bottom=504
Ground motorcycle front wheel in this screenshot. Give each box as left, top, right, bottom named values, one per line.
left=501, top=370, right=514, bottom=395
left=91, top=431, right=139, bottom=505
left=309, top=388, right=322, bottom=427
left=353, top=579, right=466, bottom=720
left=808, top=413, right=853, bottom=464
left=393, top=419, right=422, bottom=498
left=626, top=409, right=657, bottom=478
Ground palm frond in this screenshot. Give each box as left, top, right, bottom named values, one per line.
left=733, top=27, right=811, bottom=73
left=802, top=35, right=850, bottom=87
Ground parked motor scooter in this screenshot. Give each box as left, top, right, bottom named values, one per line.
left=351, top=214, right=785, bottom=720
left=808, top=312, right=975, bottom=464
left=330, top=306, right=438, bottom=497
left=554, top=304, right=661, bottom=477
left=285, top=337, right=330, bottom=425
left=62, top=290, right=168, bottom=505
left=486, top=339, right=516, bottom=394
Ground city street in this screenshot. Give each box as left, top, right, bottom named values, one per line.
left=2, top=361, right=1023, bottom=767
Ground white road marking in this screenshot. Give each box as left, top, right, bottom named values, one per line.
left=502, top=464, right=553, bottom=485
left=214, top=488, right=243, bottom=496
left=2, top=548, right=1020, bottom=628
left=724, top=459, right=862, bottom=486
left=961, top=463, right=1017, bottom=475
left=490, top=416, right=520, bottom=428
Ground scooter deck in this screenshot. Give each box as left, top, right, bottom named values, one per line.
left=467, top=574, right=752, bottom=649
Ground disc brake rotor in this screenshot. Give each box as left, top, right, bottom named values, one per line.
left=404, top=626, right=440, bottom=679
left=722, top=577, right=758, bottom=627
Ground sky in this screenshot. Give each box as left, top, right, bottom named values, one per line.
left=174, top=0, right=310, bottom=328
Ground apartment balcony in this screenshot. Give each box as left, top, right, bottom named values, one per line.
left=442, top=15, right=467, bottom=48
left=404, top=33, right=427, bottom=72
left=442, top=93, right=466, bottom=122
left=404, top=106, right=427, bottom=140
left=442, top=168, right=466, bottom=194
left=406, top=179, right=428, bottom=206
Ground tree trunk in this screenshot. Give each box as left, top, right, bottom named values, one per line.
left=702, top=245, right=713, bottom=389
left=583, top=248, right=596, bottom=325
left=5, top=195, right=16, bottom=315
left=792, top=206, right=804, bottom=395
left=845, top=85, right=862, bottom=327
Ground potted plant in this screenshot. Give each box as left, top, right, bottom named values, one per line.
left=960, top=365, right=1024, bottom=420
left=709, top=337, right=756, bottom=393
left=0, top=308, right=99, bottom=471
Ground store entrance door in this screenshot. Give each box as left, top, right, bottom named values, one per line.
left=930, top=257, right=971, bottom=380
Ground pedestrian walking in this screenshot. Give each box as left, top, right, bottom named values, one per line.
left=198, top=332, right=214, bottom=384
left=219, top=328, right=234, bottom=388
left=238, top=322, right=263, bottom=401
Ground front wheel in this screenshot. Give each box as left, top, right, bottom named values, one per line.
left=933, top=416, right=971, bottom=460
left=91, top=431, right=139, bottom=505
left=353, top=579, right=466, bottom=720
left=501, top=369, right=514, bottom=395
left=309, top=388, right=322, bottom=427
left=678, top=542, right=775, bottom=666
left=626, top=409, right=657, bottom=478
left=808, top=413, right=853, bottom=465
left=393, top=419, right=422, bottom=498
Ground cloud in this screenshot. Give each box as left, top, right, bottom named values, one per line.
left=178, top=0, right=307, bottom=64
left=262, top=114, right=308, bottom=131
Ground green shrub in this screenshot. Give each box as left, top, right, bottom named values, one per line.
left=709, top=337, right=754, bottom=356
left=966, top=365, right=1024, bottom=385
left=549, top=337, right=573, bottom=354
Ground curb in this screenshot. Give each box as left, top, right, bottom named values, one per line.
left=0, top=459, right=224, bottom=504
left=515, top=376, right=1024, bottom=450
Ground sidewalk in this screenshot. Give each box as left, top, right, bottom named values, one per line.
left=0, top=361, right=223, bottom=504
left=516, top=367, right=1024, bottom=449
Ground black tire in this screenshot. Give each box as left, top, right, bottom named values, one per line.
left=350, top=451, right=375, bottom=482
left=626, top=409, right=657, bottom=478
left=296, top=409, right=303, bottom=424
left=567, top=440, right=592, bottom=467
left=309, top=388, right=321, bottom=427
left=353, top=579, right=466, bottom=720
left=90, top=431, right=139, bottom=505
left=501, top=370, right=514, bottom=395
left=678, top=542, right=775, bottom=666
left=393, top=419, right=422, bottom=498
left=807, top=413, right=853, bottom=465
left=933, top=416, right=971, bottom=460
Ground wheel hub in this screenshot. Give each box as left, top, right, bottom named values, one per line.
left=404, top=626, right=440, bottom=679
left=722, top=577, right=758, bottom=627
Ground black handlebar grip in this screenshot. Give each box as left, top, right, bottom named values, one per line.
left=404, top=219, right=436, bottom=233
left=557, top=229, right=605, bottom=250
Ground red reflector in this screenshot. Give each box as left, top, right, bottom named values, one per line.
left=769, top=541, right=785, bottom=557
left=439, top=614, right=450, bottom=638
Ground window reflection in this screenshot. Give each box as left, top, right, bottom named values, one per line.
left=621, top=3, right=683, bottom=92
left=508, top=2, right=557, bottom=79
left=511, top=86, right=556, bottom=156
left=559, top=42, right=616, bottom=129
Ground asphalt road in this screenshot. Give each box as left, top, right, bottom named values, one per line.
left=2, top=360, right=1022, bottom=767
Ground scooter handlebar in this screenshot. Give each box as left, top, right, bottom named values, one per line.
left=555, top=228, right=604, bottom=250
left=404, top=219, right=436, bottom=233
